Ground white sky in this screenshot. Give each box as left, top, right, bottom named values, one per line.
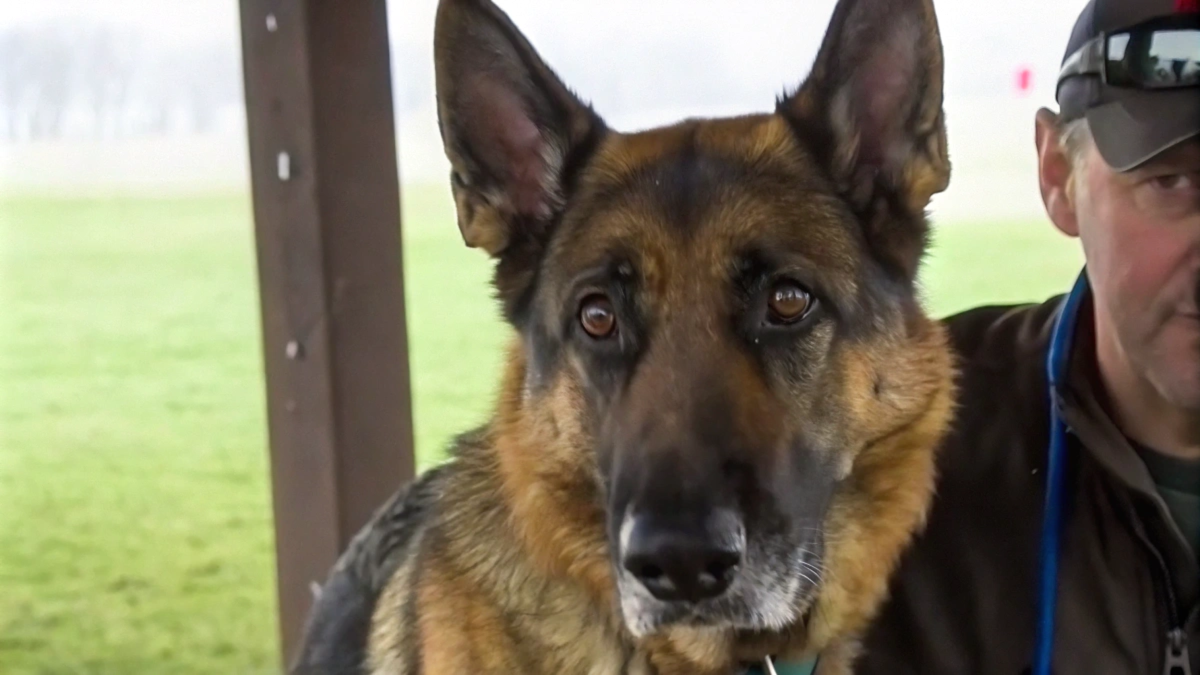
left=0, top=0, right=1094, bottom=212
left=0, top=0, right=1089, bottom=106
left=0, top=1, right=238, bottom=43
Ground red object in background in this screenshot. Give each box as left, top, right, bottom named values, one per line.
left=1016, top=66, right=1034, bottom=95
left=1177, top=0, right=1199, bottom=13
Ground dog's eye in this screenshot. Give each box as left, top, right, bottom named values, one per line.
left=767, top=282, right=814, bottom=325
left=579, top=294, right=617, bottom=339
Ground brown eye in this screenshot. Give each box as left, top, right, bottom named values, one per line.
left=580, top=295, right=617, bottom=338
left=767, top=282, right=813, bottom=324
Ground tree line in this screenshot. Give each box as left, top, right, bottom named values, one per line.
left=0, top=20, right=242, bottom=142
left=0, top=16, right=862, bottom=145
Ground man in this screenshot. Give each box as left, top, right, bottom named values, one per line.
left=855, top=0, right=1200, bottom=673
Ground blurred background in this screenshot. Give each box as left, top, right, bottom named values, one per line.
left=0, top=1, right=1086, bottom=673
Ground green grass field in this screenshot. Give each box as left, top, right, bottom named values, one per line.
left=0, top=188, right=1083, bottom=674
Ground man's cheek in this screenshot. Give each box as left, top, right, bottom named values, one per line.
left=1114, top=227, right=1187, bottom=301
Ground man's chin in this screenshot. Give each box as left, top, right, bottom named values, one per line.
left=1148, top=382, right=1200, bottom=416
left=1138, top=328, right=1200, bottom=410
left=1150, top=363, right=1200, bottom=412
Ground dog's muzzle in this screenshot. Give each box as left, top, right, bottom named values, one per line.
left=619, top=508, right=746, bottom=604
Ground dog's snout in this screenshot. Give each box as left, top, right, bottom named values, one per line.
left=621, top=511, right=744, bottom=603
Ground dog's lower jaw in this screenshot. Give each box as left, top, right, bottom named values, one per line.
left=635, top=626, right=855, bottom=675
left=616, top=544, right=816, bottom=639
left=615, top=541, right=793, bottom=640
left=618, top=585, right=804, bottom=641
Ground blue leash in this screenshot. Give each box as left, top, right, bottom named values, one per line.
left=1032, top=268, right=1090, bottom=675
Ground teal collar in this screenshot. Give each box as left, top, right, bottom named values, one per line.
left=745, top=656, right=818, bottom=675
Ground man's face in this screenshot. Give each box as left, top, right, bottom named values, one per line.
left=1079, top=139, right=1200, bottom=408
left=1038, top=113, right=1200, bottom=409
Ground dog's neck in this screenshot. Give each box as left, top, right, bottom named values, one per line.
left=488, top=339, right=619, bottom=607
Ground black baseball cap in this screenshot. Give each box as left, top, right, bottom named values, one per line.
left=1056, top=0, right=1200, bottom=171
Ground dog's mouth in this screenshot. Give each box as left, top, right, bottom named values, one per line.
left=614, top=537, right=825, bottom=638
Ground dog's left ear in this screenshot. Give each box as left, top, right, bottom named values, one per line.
left=434, top=0, right=605, bottom=258
left=780, top=0, right=950, bottom=279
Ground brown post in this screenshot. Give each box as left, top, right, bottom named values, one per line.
left=237, top=0, right=415, bottom=667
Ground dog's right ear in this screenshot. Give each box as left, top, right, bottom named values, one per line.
left=434, top=0, right=605, bottom=258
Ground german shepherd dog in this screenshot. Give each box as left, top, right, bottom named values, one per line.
left=292, top=0, right=956, bottom=672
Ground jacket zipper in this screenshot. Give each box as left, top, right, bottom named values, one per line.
left=1167, top=629, right=1193, bottom=675
left=1130, top=507, right=1192, bottom=675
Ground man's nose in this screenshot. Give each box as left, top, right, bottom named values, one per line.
left=620, top=509, right=745, bottom=603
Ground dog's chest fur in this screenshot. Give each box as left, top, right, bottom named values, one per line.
left=363, top=444, right=661, bottom=675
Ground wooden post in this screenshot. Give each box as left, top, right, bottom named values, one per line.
left=237, top=0, right=415, bottom=667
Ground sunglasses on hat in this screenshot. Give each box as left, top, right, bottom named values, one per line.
left=1058, top=15, right=1199, bottom=90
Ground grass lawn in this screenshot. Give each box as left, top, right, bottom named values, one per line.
left=0, top=187, right=1083, bottom=674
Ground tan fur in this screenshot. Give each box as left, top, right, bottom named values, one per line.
left=365, top=320, right=955, bottom=674
left=342, top=0, right=960, bottom=672
left=805, top=321, right=957, bottom=657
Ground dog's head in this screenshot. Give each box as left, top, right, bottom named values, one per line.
left=434, top=0, right=954, bottom=644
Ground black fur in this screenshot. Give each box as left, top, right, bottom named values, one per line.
left=289, top=464, right=451, bottom=675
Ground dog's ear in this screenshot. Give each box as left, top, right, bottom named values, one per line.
left=434, top=0, right=605, bottom=258
left=779, top=0, right=949, bottom=279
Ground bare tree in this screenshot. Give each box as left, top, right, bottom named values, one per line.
left=0, top=29, right=28, bottom=140
left=22, top=23, right=77, bottom=140
left=176, top=44, right=241, bottom=134
left=75, top=26, right=140, bottom=139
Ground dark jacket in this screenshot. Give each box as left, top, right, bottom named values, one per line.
left=857, top=297, right=1199, bottom=675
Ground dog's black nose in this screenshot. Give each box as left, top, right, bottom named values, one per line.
left=621, top=513, right=744, bottom=603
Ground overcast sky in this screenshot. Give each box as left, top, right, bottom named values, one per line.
left=0, top=0, right=1092, bottom=210
left=0, top=0, right=1089, bottom=117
